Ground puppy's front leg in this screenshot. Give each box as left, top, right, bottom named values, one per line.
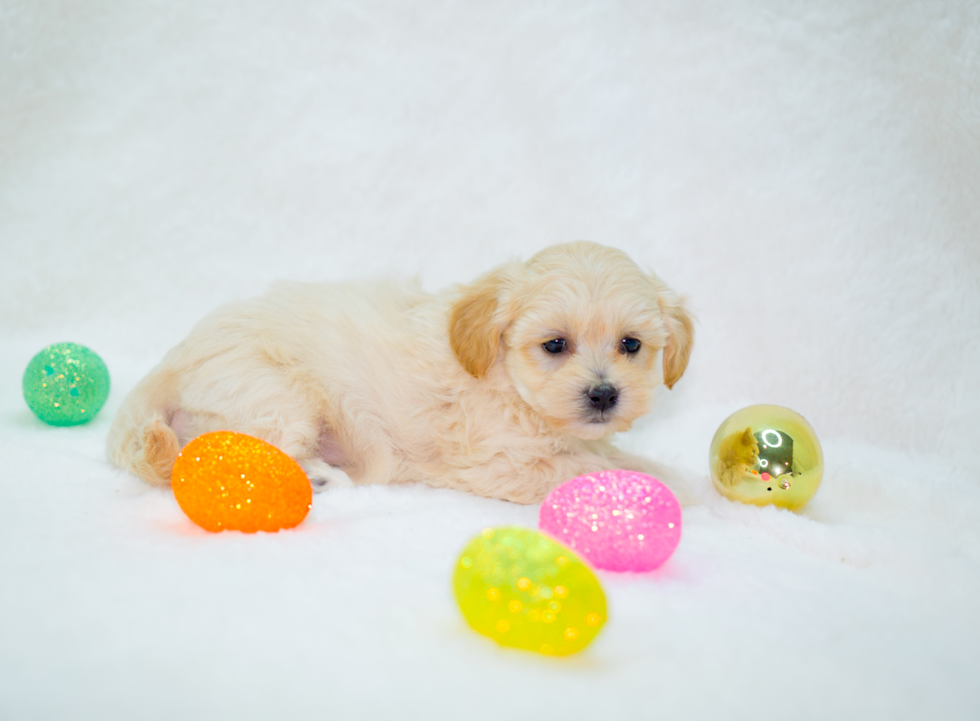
left=590, top=445, right=668, bottom=479
left=588, top=444, right=698, bottom=506
left=489, top=442, right=696, bottom=506
left=451, top=446, right=697, bottom=507
left=489, top=450, right=633, bottom=505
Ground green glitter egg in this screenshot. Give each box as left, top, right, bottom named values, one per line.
left=453, top=526, right=607, bottom=656
left=22, top=342, right=111, bottom=426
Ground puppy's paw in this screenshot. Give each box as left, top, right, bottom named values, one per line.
left=300, top=459, right=355, bottom=492
left=604, top=451, right=701, bottom=507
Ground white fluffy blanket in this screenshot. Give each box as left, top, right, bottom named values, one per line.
left=2, top=2, right=978, bottom=718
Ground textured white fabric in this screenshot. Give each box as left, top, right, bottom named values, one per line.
left=1, top=1, right=978, bottom=718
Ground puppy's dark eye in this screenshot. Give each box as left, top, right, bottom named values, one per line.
left=543, top=338, right=566, bottom=354
left=620, top=337, right=641, bottom=354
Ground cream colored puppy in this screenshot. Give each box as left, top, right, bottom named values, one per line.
left=107, top=242, right=693, bottom=504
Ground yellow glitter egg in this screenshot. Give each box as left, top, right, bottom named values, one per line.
left=709, top=404, right=824, bottom=511
left=453, top=526, right=607, bottom=656
left=171, top=431, right=312, bottom=533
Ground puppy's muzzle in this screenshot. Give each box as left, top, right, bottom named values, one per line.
left=586, top=382, right=618, bottom=412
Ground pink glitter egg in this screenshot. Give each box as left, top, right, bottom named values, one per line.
left=538, top=470, right=682, bottom=572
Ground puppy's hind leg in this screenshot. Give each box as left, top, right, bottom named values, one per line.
left=262, top=417, right=355, bottom=493
left=107, top=369, right=182, bottom=487
left=299, top=459, right=354, bottom=492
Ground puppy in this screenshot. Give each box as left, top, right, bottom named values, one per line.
left=107, top=242, right=693, bottom=504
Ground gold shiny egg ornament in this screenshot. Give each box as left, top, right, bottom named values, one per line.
left=709, top=404, right=823, bottom=511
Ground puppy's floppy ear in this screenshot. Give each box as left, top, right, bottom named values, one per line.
left=652, top=278, right=695, bottom=389
left=449, top=269, right=510, bottom=378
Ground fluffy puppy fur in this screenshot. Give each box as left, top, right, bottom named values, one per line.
left=107, top=242, right=694, bottom=504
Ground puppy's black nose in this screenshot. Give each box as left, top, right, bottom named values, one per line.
left=587, top=383, right=618, bottom=411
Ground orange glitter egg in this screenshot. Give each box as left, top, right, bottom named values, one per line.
left=171, top=431, right=312, bottom=533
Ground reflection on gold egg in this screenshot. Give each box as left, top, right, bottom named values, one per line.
left=709, top=404, right=823, bottom=511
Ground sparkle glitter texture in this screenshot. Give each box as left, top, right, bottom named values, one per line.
left=22, top=342, right=111, bottom=426
left=171, top=431, right=312, bottom=533
left=538, top=471, right=682, bottom=572
left=453, top=527, right=606, bottom=656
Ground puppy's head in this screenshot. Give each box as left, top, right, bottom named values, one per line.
left=449, top=242, right=693, bottom=439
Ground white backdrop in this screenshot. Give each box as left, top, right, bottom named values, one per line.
left=2, top=2, right=979, bottom=719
